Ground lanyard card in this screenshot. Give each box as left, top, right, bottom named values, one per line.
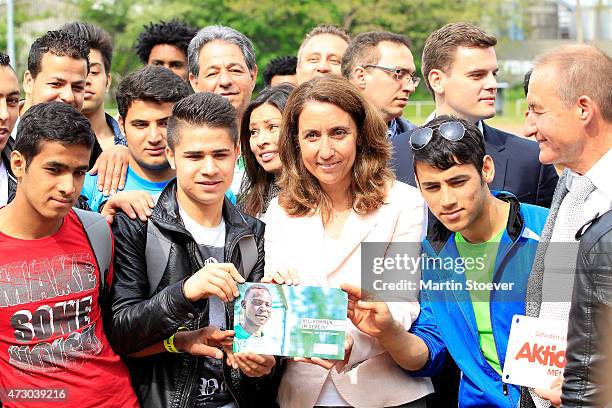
left=502, top=314, right=567, bottom=389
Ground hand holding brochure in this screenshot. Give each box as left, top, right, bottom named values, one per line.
left=232, top=283, right=348, bottom=359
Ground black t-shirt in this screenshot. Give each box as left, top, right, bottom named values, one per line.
left=181, top=206, right=234, bottom=408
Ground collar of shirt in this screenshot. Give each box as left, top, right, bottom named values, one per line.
left=387, top=117, right=400, bottom=139
left=566, top=148, right=612, bottom=201
left=105, top=113, right=127, bottom=146
left=424, top=111, right=484, bottom=134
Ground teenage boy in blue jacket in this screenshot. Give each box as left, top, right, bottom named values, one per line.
left=342, top=115, right=549, bottom=408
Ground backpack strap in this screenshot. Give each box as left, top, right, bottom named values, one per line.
left=238, top=235, right=258, bottom=279
left=145, top=219, right=172, bottom=298
left=74, top=208, right=112, bottom=292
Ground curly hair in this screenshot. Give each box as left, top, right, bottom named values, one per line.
left=263, top=56, right=297, bottom=86
left=28, top=30, right=90, bottom=78
left=135, top=19, right=198, bottom=64
left=277, top=75, right=393, bottom=222
left=0, top=52, right=10, bottom=67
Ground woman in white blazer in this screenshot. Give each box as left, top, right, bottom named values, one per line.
left=264, top=76, right=432, bottom=408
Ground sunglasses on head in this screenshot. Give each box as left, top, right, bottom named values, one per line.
left=409, top=121, right=465, bottom=150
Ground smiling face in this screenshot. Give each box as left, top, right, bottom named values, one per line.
left=415, top=157, right=493, bottom=235
left=120, top=100, right=174, bottom=178
left=525, top=64, right=584, bottom=167
left=12, top=140, right=90, bottom=221
left=82, top=49, right=110, bottom=116
left=148, top=44, right=189, bottom=80
left=242, top=287, right=273, bottom=332
left=432, top=46, right=498, bottom=123
left=24, top=53, right=88, bottom=111
left=296, top=34, right=348, bottom=84
left=248, top=103, right=283, bottom=174
left=166, top=123, right=238, bottom=212
left=360, top=41, right=417, bottom=123
left=298, top=101, right=357, bottom=194
left=0, top=66, right=20, bottom=151
left=189, top=40, right=257, bottom=116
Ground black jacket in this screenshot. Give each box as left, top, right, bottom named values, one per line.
left=388, top=122, right=559, bottom=209
left=109, top=180, right=280, bottom=408
left=561, top=210, right=612, bottom=407
left=2, top=137, right=16, bottom=204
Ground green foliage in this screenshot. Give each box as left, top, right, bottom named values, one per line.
left=4, top=0, right=518, bottom=94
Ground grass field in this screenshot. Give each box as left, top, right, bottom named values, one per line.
left=404, top=99, right=529, bottom=136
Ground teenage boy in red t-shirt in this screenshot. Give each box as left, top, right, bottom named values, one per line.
left=0, top=101, right=138, bottom=408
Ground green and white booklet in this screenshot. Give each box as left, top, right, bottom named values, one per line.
left=233, top=282, right=348, bottom=360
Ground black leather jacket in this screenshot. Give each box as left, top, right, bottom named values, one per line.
left=561, top=210, right=612, bottom=407
left=2, top=137, right=17, bottom=204
left=108, top=180, right=281, bottom=408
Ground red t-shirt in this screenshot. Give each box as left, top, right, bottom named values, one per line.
left=0, top=210, right=139, bottom=408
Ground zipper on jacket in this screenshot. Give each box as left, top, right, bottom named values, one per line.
left=489, top=237, right=519, bottom=408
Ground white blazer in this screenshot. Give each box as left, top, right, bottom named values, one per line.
left=264, top=181, right=433, bottom=408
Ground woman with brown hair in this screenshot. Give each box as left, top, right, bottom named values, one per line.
left=263, top=76, right=432, bottom=407
left=237, top=84, right=294, bottom=218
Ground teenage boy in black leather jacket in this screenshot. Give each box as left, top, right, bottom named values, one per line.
left=109, top=92, right=280, bottom=408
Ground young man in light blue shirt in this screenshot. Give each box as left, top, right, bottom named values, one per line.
left=81, top=65, right=191, bottom=213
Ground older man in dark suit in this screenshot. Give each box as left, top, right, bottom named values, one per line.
left=392, top=22, right=558, bottom=209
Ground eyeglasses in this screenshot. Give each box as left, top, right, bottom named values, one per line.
left=362, top=65, right=421, bottom=86
left=409, top=121, right=465, bottom=150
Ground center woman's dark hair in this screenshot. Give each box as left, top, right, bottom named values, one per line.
left=238, top=84, right=294, bottom=216
left=412, top=115, right=486, bottom=179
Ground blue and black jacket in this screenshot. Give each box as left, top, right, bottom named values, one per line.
left=409, top=192, right=549, bottom=408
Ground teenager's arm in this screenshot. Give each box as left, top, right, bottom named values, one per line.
left=341, top=283, right=431, bottom=371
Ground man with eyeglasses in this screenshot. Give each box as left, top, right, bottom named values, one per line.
left=418, top=22, right=558, bottom=208
left=341, top=31, right=420, bottom=184
left=343, top=115, right=548, bottom=408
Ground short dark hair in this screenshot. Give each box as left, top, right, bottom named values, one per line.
left=136, top=19, right=197, bottom=64
left=61, top=21, right=113, bottom=74
left=15, top=101, right=94, bottom=165
left=0, top=52, right=11, bottom=67
left=422, top=22, right=497, bottom=96
left=167, top=92, right=238, bottom=150
left=263, top=56, right=297, bottom=86
left=116, top=65, right=192, bottom=119
left=28, top=30, right=90, bottom=78
left=412, top=115, right=485, bottom=177
left=341, top=31, right=412, bottom=78
left=243, top=284, right=271, bottom=303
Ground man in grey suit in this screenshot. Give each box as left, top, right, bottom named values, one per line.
left=521, top=45, right=612, bottom=407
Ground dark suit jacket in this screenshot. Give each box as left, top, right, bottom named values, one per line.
left=389, top=122, right=559, bottom=208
